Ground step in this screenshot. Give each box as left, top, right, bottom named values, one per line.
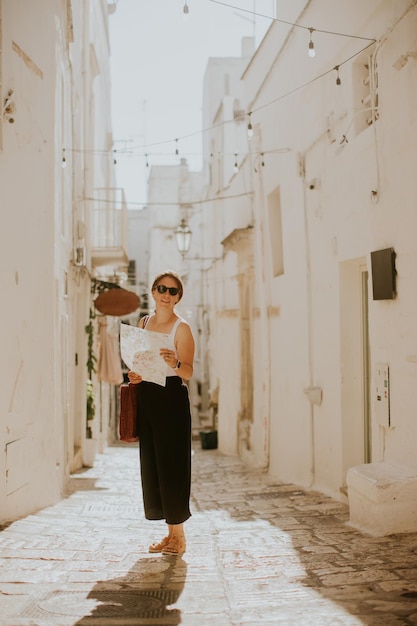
left=347, top=462, right=417, bottom=536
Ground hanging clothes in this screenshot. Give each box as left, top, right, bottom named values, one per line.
left=97, top=317, right=124, bottom=385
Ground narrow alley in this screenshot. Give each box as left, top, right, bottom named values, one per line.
left=1, top=444, right=417, bottom=626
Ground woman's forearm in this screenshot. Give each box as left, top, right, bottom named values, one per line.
left=175, top=360, right=193, bottom=380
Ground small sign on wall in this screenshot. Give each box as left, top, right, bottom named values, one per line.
left=375, top=363, right=390, bottom=427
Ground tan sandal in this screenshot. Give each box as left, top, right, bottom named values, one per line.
left=162, top=535, right=186, bottom=556
left=148, top=536, right=170, bottom=553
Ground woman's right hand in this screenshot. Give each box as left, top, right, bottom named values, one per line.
left=128, top=371, right=143, bottom=384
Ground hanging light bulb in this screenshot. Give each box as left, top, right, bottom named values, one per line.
left=61, top=149, right=67, bottom=169
left=183, top=2, right=189, bottom=20
left=234, top=153, right=239, bottom=173
left=175, top=139, right=179, bottom=155
left=335, top=65, right=341, bottom=85
left=247, top=113, right=254, bottom=139
left=113, top=149, right=117, bottom=165
left=308, top=28, right=316, bottom=58
left=145, top=153, right=149, bottom=168
left=260, top=153, right=265, bottom=167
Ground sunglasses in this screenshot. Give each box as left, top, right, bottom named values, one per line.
left=155, top=284, right=180, bottom=296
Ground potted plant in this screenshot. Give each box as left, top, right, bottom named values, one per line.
left=83, top=378, right=98, bottom=466
left=199, top=386, right=219, bottom=450
left=86, top=379, right=95, bottom=438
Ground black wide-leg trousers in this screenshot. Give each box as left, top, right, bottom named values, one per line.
left=136, top=377, right=192, bottom=525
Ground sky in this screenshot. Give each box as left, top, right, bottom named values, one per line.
left=109, top=0, right=274, bottom=208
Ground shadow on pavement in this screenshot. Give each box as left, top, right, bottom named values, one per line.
left=74, top=555, right=187, bottom=625
left=192, top=448, right=417, bottom=625
left=65, top=467, right=111, bottom=495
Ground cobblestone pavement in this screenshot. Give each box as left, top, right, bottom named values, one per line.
left=1, top=445, right=417, bottom=625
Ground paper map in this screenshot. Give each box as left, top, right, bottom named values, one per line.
left=120, top=323, right=169, bottom=387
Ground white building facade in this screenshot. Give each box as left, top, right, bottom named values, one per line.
left=0, top=0, right=127, bottom=524
left=197, top=0, right=417, bottom=508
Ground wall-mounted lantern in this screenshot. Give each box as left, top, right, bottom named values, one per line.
left=175, top=218, right=192, bottom=258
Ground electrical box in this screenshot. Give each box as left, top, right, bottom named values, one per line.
left=371, top=248, right=396, bottom=300
left=375, top=363, right=390, bottom=427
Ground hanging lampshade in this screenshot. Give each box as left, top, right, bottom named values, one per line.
left=94, top=288, right=140, bottom=316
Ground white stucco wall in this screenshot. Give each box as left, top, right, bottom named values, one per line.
left=0, top=0, right=117, bottom=524
left=195, top=0, right=417, bottom=504
left=245, top=0, right=417, bottom=499
left=0, top=0, right=64, bottom=521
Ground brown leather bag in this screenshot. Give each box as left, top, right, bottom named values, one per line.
left=119, top=383, right=139, bottom=442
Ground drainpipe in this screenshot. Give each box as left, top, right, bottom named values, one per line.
left=368, top=0, right=417, bottom=203
left=300, top=152, right=317, bottom=488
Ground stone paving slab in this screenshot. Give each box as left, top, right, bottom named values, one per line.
left=1, top=446, right=417, bottom=624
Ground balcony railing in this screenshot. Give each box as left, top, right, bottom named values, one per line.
left=90, top=187, right=129, bottom=269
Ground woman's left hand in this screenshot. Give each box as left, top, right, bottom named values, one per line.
left=160, top=348, right=176, bottom=369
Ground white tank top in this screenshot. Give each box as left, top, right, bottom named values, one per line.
left=166, top=316, right=183, bottom=377
left=142, top=315, right=184, bottom=378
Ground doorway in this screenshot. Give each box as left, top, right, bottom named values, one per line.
left=340, top=259, right=371, bottom=489
left=361, top=269, right=371, bottom=462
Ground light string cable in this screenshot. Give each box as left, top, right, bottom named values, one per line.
left=63, top=10, right=377, bottom=163
left=250, top=39, right=377, bottom=118
left=64, top=36, right=376, bottom=169
left=207, top=0, right=376, bottom=43
left=84, top=190, right=255, bottom=208
left=110, top=36, right=377, bottom=164
left=82, top=35, right=375, bottom=208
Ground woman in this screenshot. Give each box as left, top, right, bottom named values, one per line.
left=128, top=270, right=195, bottom=556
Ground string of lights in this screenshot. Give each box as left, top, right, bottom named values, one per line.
left=62, top=146, right=290, bottom=164
left=247, top=38, right=376, bottom=122
left=63, top=6, right=378, bottom=165
left=84, top=190, right=254, bottom=207
left=62, top=35, right=376, bottom=167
